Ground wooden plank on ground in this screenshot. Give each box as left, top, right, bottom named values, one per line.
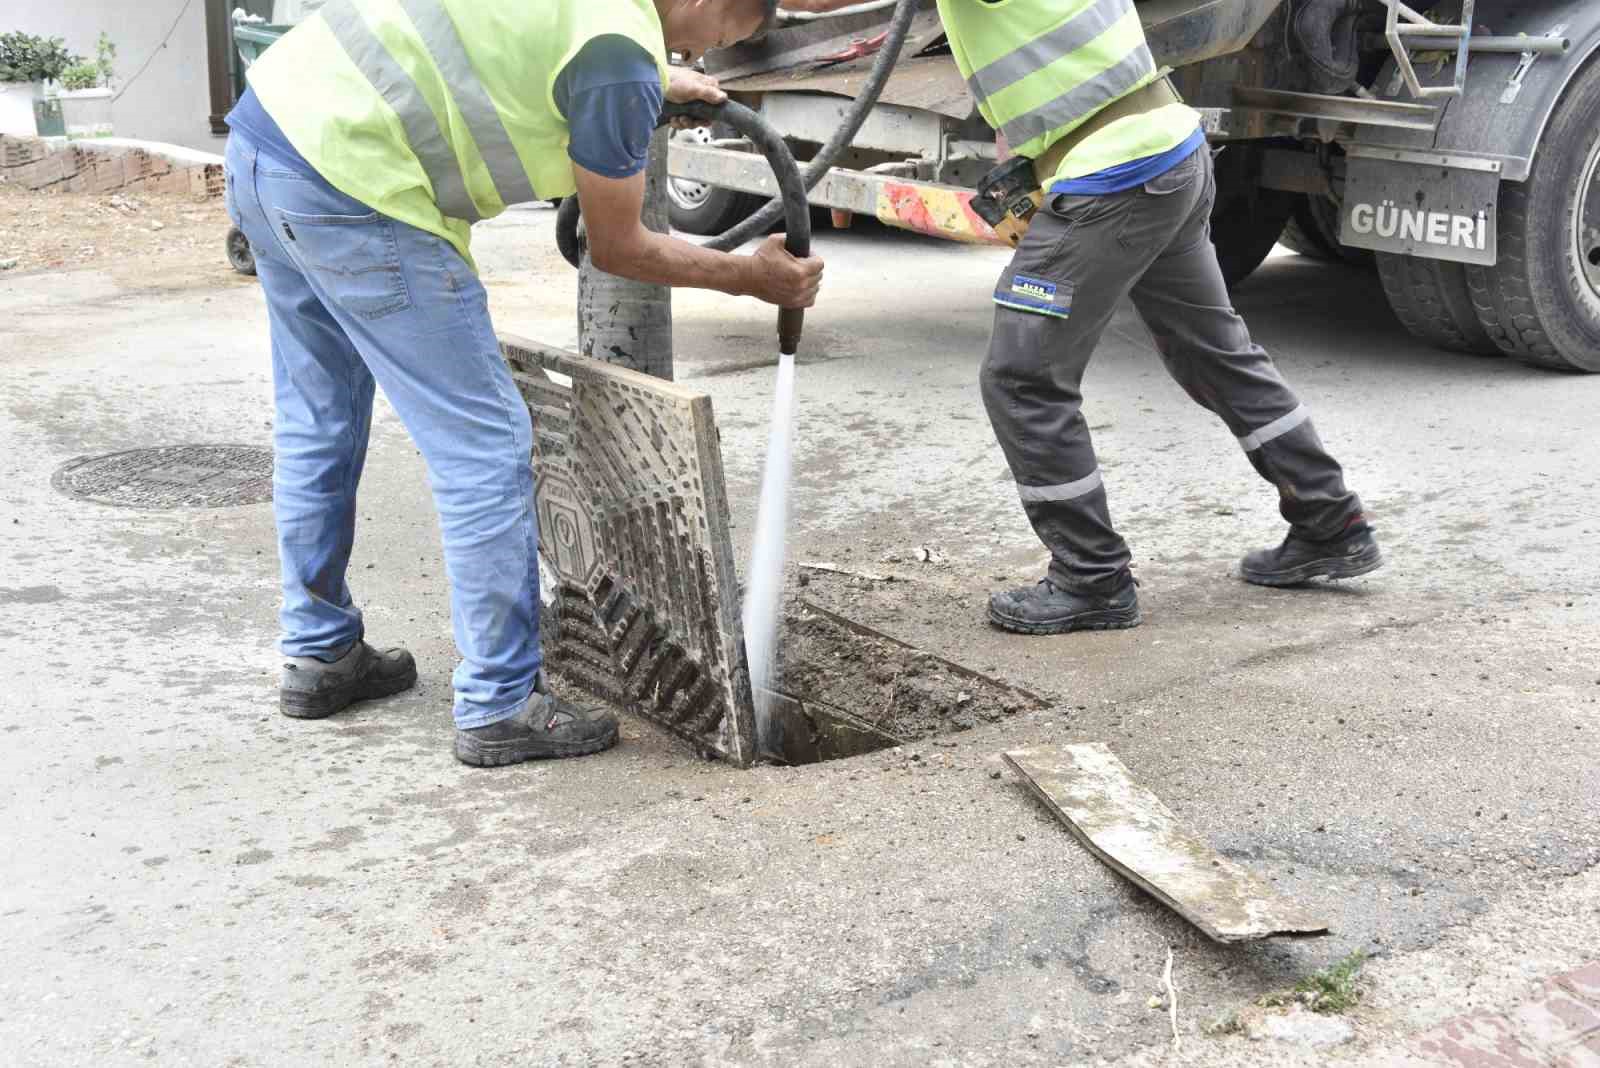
left=1002, top=743, right=1330, bottom=943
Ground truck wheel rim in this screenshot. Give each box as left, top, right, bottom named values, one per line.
left=1576, top=134, right=1600, bottom=304
left=668, top=126, right=714, bottom=210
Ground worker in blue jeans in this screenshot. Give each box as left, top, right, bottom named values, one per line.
left=225, top=0, right=820, bottom=767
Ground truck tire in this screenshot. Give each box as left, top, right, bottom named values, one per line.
left=1211, top=186, right=1293, bottom=288
left=667, top=124, right=762, bottom=237
left=1280, top=192, right=1375, bottom=269
left=1376, top=252, right=1500, bottom=356
left=1279, top=206, right=1336, bottom=260
left=1279, top=193, right=1341, bottom=260
left=1464, top=58, right=1600, bottom=372
left=1210, top=145, right=1295, bottom=288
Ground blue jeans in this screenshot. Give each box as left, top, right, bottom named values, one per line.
left=224, top=130, right=540, bottom=730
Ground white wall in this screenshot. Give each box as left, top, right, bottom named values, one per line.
left=10, top=0, right=218, bottom=151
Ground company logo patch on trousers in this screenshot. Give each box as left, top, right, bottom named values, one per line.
left=995, top=273, right=1071, bottom=319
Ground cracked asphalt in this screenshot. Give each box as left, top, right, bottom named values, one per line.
left=2, top=201, right=1597, bottom=1066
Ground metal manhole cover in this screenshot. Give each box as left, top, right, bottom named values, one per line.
left=52, top=445, right=274, bottom=509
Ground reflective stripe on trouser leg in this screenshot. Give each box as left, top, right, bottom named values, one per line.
left=1017, top=468, right=1103, bottom=503
left=1128, top=147, right=1363, bottom=538
left=1237, top=404, right=1310, bottom=451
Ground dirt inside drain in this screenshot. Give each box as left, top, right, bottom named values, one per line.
left=759, top=599, right=1048, bottom=765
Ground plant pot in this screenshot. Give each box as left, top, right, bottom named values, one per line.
left=59, top=87, right=113, bottom=137
left=0, top=81, right=44, bottom=137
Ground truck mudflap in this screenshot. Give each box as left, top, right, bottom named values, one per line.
left=1340, top=152, right=1497, bottom=266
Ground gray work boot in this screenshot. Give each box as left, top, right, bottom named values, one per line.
left=987, top=575, right=1141, bottom=635
left=280, top=641, right=418, bottom=719
left=454, top=678, right=619, bottom=768
left=1239, top=524, right=1383, bottom=587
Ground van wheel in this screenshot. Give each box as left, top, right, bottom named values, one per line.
left=667, top=123, right=763, bottom=236
left=1465, top=58, right=1600, bottom=372
left=225, top=226, right=256, bottom=276
left=1376, top=252, right=1499, bottom=355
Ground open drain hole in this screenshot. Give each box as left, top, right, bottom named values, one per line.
left=758, top=600, right=1049, bottom=766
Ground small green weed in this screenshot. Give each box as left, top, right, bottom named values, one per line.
left=1260, top=950, right=1367, bottom=1014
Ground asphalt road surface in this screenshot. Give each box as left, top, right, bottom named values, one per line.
left=2, top=204, right=1597, bottom=1066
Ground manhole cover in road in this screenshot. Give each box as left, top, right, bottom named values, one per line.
left=51, top=444, right=274, bottom=509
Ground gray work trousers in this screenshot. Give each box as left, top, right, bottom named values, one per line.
left=980, top=146, right=1363, bottom=594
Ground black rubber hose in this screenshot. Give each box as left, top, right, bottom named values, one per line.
left=702, top=0, right=918, bottom=252
left=555, top=0, right=917, bottom=266
left=664, top=99, right=812, bottom=353
left=556, top=98, right=813, bottom=271
left=659, top=99, right=812, bottom=258
left=554, top=196, right=584, bottom=270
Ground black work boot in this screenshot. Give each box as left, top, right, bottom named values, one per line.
left=987, top=574, right=1141, bottom=635
left=454, top=677, right=619, bottom=768
left=280, top=641, right=418, bottom=719
left=1239, top=524, right=1383, bottom=587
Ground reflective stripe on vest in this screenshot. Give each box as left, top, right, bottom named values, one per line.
left=322, top=0, right=540, bottom=219
left=965, top=0, right=1130, bottom=100
left=320, top=0, right=482, bottom=221
left=393, top=0, right=536, bottom=209
left=938, top=0, right=1157, bottom=159
left=1000, top=39, right=1156, bottom=151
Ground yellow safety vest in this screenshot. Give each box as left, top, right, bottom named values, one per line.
left=935, top=0, right=1199, bottom=182
left=248, top=0, right=671, bottom=262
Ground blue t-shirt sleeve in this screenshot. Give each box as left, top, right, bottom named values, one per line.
left=553, top=36, right=664, bottom=180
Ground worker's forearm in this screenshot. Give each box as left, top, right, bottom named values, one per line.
left=592, top=229, right=754, bottom=297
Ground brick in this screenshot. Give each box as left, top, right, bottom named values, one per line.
left=83, top=156, right=130, bottom=194
left=1559, top=963, right=1600, bottom=1005
left=11, top=153, right=70, bottom=190
left=1, top=136, right=50, bottom=168
left=1410, top=1009, right=1549, bottom=1068
left=187, top=163, right=225, bottom=199
left=1510, top=987, right=1600, bottom=1051
left=144, top=169, right=192, bottom=196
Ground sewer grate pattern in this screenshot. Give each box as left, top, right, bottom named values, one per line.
left=52, top=445, right=273, bottom=509
left=500, top=335, right=758, bottom=767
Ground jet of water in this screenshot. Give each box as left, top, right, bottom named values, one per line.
left=742, top=350, right=797, bottom=751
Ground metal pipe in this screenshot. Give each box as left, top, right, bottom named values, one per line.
left=1362, top=32, right=1570, bottom=55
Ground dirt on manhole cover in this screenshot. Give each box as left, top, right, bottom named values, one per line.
left=52, top=445, right=273, bottom=509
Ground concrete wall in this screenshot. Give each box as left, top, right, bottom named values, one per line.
left=9, top=0, right=220, bottom=152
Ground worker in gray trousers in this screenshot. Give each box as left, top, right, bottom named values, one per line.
left=983, top=145, right=1383, bottom=635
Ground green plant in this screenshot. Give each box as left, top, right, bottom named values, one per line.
left=1259, top=950, right=1368, bottom=1015
left=0, top=32, right=82, bottom=84
left=94, top=32, right=115, bottom=87
left=60, top=62, right=99, bottom=91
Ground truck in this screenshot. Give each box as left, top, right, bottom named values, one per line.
left=673, top=0, right=1600, bottom=372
